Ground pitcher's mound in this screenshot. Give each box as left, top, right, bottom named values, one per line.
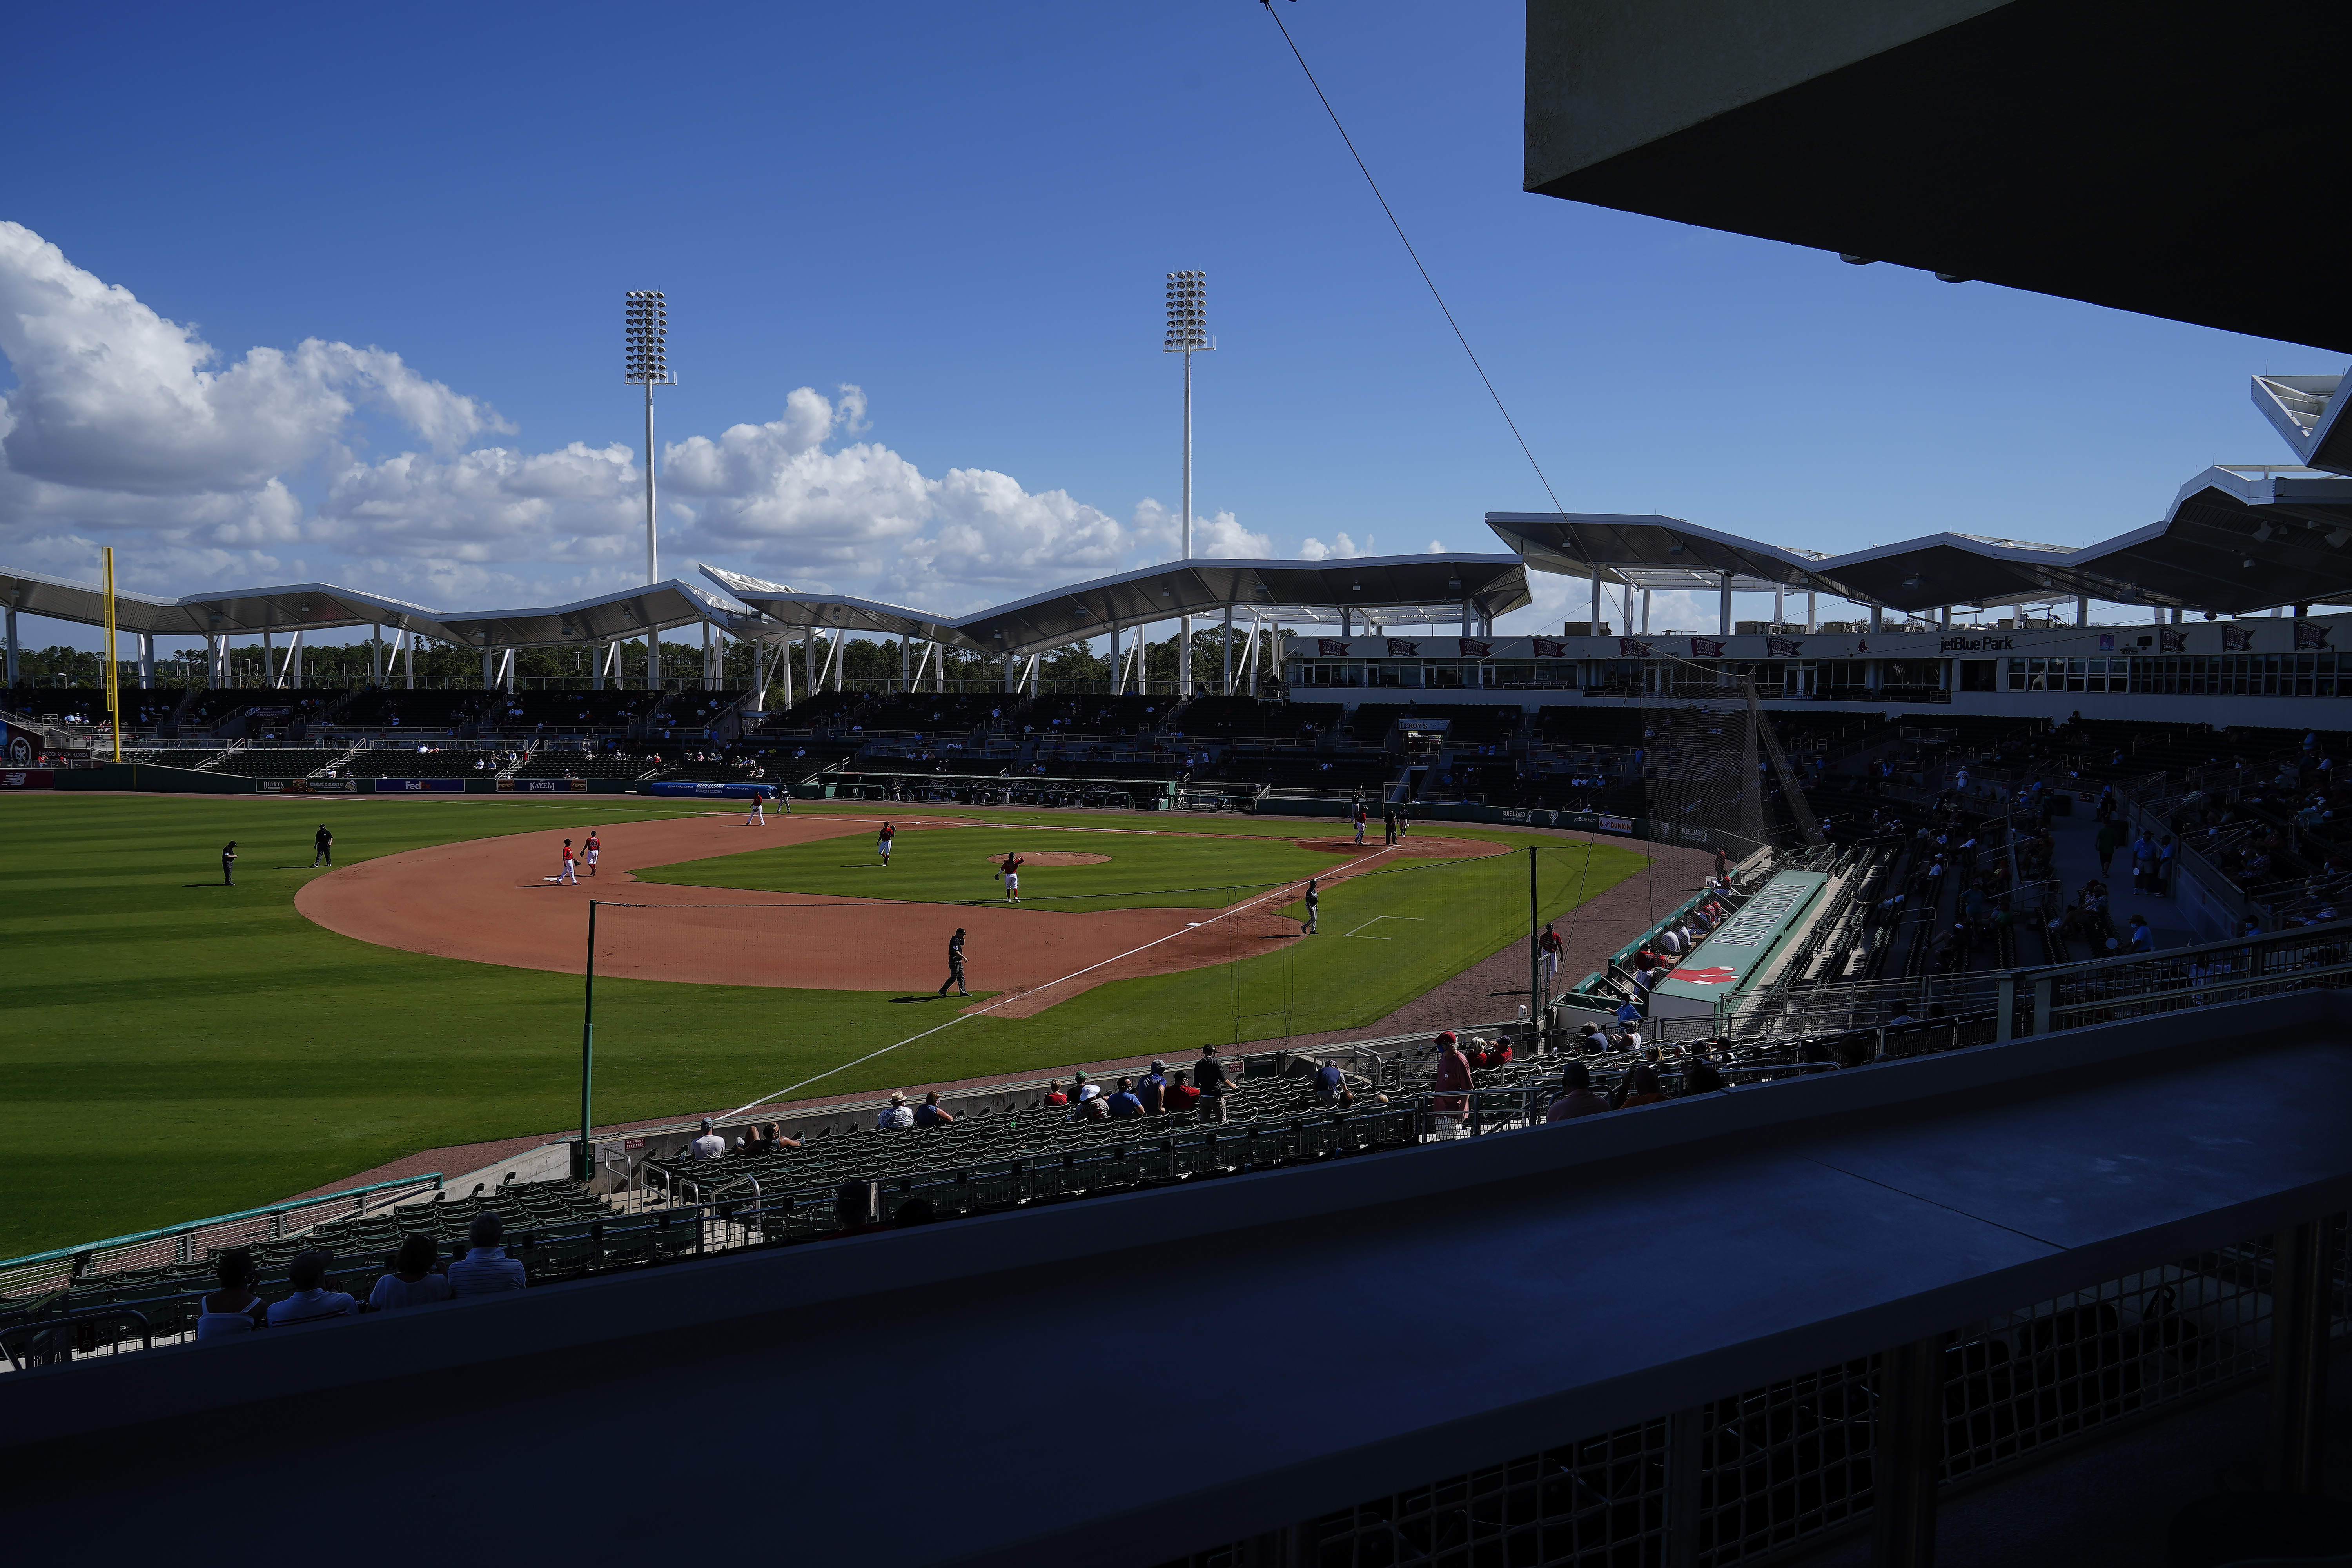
left=985, top=851, right=1110, bottom=866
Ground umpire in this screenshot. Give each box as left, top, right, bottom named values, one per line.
left=937, top=928, right=969, bottom=998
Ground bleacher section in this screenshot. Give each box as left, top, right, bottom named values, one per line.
left=334, top=690, right=492, bottom=732
left=121, top=748, right=222, bottom=771
left=1177, top=697, right=1342, bottom=739
left=343, top=747, right=504, bottom=779
left=209, top=748, right=349, bottom=778
left=512, top=748, right=646, bottom=779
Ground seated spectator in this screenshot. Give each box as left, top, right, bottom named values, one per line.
left=1138, top=1060, right=1169, bottom=1114
left=687, top=1118, right=726, bottom=1161
left=1070, top=1071, right=1100, bottom=1102
left=447, top=1213, right=528, bottom=1296
left=266, top=1251, right=356, bottom=1327
left=369, top=1234, right=454, bottom=1311
left=1682, top=1060, right=1726, bottom=1094
left=877, top=1093, right=916, bottom=1130
left=763, top=1120, right=800, bottom=1151
left=196, top=1249, right=268, bottom=1340
left=1616, top=1065, right=1668, bottom=1108
left=1069, top=1092, right=1110, bottom=1122
left=913, top=1091, right=955, bottom=1127
left=1106, top=1076, right=1144, bottom=1118
left=1545, top=1062, right=1612, bottom=1121
left=1042, top=1079, right=1069, bottom=1107
left=1163, top=1069, right=1201, bottom=1113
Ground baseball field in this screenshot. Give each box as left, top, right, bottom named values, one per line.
left=2, top=794, right=1648, bottom=1258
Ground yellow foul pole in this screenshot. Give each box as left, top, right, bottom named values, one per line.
left=103, top=546, right=122, bottom=762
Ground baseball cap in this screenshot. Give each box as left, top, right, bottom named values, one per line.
left=1149, top=1059, right=1166, bottom=1072
left=1437, top=1031, right=1458, bottom=1046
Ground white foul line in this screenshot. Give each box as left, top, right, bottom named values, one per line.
left=714, top=842, right=1402, bottom=1122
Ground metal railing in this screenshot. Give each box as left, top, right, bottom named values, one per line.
left=1993, top=918, right=2352, bottom=1040
left=0, top=1172, right=445, bottom=1300
left=1165, top=1218, right=2349, bottom=1568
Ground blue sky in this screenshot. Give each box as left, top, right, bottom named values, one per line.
left=2, top=0, right=2335, bottom=652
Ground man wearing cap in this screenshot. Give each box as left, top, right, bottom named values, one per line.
left=1544, top=1062, right=1612, bottom=1122
left=1138, top=1060, right=1169, bottom=1114
left=876, top=1093, right=915, bottom=1131
left=688, top=1119, right=725, bottom=1162
left=1070, top=1070, right=1100, bottom=1102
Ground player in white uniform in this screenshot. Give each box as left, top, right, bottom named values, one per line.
left=999, top=850, right=1024, bottom=903
left=878, top=821, right=896, bottom=865
left=583, top=830, right=601, bottom=877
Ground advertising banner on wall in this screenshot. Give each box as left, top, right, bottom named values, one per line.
left=646, top=780, right=776, bottom=799
left=499, top=778, right=590, bottom=793
left=0, top=769, right=55, bottom=789
left=372, top=778, right=467, bottom=793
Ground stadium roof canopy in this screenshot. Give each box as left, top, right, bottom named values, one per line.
left=704, top=554, right=1532, bottom=657
left=0, top=570, right=750, bottom=647
left=1491, top=474, right=2352, bottom=619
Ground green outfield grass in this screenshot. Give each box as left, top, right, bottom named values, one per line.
left=0, top=795, right=1647, bottom=1259
left=633, top=822, right=1356, bottom=909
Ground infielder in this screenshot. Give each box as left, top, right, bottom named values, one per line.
left=878, top=821, right=896, bottom=866
left=937, top=927, right=970, bottom=997
left=312, top=823, right=334, bottom=867
left=745, top=791, right=766, bottom=826
left=560, top=838, right=579, bottom=885
left=584, top=829, right=601, bottom=878
left=221, top=840, right=237, bottom=887
left=998, top=850, right=1024, bottom=902
left=1301, top=877, right=1319, bottom=935
left=1352, top=804, right=1367, bottom=846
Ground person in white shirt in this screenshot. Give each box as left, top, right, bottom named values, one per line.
left=266, top=1252, right=356, bottom=1327
left=368, top=1234, right=454, bottom=1311
left=877, top=1093, right=916, bottom=1130
left=687, top=1118, right=725, bottom=1161
left=1657, top=926, right=1684, bottom=956
left=446, top=1213, right=528, bottom=1296
left=195, top=1249, right=268, bottom=1341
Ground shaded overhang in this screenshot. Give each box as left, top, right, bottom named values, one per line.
left=429, top=580, right=754, bottom=650
left=706, top=555, right=1532, bottom=658
left=1525, top=0, right=2352, bottom=352
left=2254, top=374, right=2352, bottom=477
left=1485, top=513, right=1831, bottom=595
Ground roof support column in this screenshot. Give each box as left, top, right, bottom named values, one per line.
left=831, top=629, right=844, bottom=693
left=1108, top=624, right=1121, bottom=696
left=777, top=636, right=794, bottom=710
left=1222, top=605, right=1234, bottom=695
left=1869, top=604, right=1883, bottom=633
left=138, top=633, right=154, bottom=691
left=2171, top=606, right=2183, bottom=625
left=2077, top=596, right=2090, bottom=626
left=481, top=647, right=495, bottom=691
left=263, top=628, right=276, bottom=689
left=4, top=600, right=16, bottom=686
left=700, top=620, right=713, bottom=692
left=369, top=627, right=383, bottom=686
left=1939, top=606, right=1951, bottom=630
left=402, top=631, right=414, bottom=690
left=1641, top=590, right=1652, bottom=636
left=899, top=636, right=910, bottom=693
left=1003, top=651, right=1017, bottom=695
left=1718, top=574, right=1733, bottom=637
left=1589, top=573, right=1601, bottom=637
left=591, top=639, right=604, bottom=692
left=1806, top=592, right=1817, bottom=633
left=933, top=639, right=944, bottom=693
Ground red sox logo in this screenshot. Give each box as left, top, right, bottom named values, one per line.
left=1667, top=965, right=1739, bottom=985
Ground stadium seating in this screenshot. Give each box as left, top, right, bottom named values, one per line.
left=1173, top=697, right=1342, bottom=739
left=209, top=748, right=349, bottom=778
left=343, top=747, right=504, bottom=779
left=334, top=690, right=493, bottom=731
left=512, top=748, right=647, bottom=778
left=122, top=748, right=224, bottom=771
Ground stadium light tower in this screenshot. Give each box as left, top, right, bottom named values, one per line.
left=624, top=291, right=673, bottom=689
left=1164, top=271, right=1211, bottom=696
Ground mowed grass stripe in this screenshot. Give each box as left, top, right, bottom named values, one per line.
left=0, top=795, right=1648, bottom=1258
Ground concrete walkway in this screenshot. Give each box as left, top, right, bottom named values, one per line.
left=2044, top=804, right=2199, bottom=952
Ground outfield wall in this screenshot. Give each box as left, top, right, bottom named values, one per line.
left=0, top=765, right=653, bottom=797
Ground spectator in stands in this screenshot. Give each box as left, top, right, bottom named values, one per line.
left=196, top=1248, right=268, bottom=1340
left=370, top=1234, right=454, bottom=1311
left=1545, top=1062, right=1612, bottom=1121
left=1195, top=1045, right=1235, bottom=1122
left=2129, top=914, right=2156, bottom=953
left=1042, top=1079, right=1069, bottom=1107
left=1431, top=1033, right=1474, bottom=1119
left=1138, top=1060, right=1169, bottom=1114
left=688, top=1118, right=725, bottom=1161
left=762, top=1120, right=801, bottom=1151
left=1069, top=1091, right=1110, bottom=1122
left=1614, top=997, right=1642, bottom=1025
left=1312, top=1058, right=1354, bottom=1107
left=1682, top=1061, right=1726, bottom=1094
left=449, top=1214, right=528, bottom=1295
left=267, top=1251, right=356, bottom=1326
left=1614, top=1065, right=1669, bottom=1109
left=1164, top=1069, right=1201, bottom=1114
left=877, top=1093, right=916, bottom=1130
left=913, top=1091, right=955, bottom=1127
left=1070, top=1070, right=1100, bottom=1102
left=1106, top=1077, right=1144, bottom=1118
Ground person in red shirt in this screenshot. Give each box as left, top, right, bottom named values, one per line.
left=1431, top=1032, right=1473, bottom=1118
left=559, top=838, right=578, bottom=886
left=1546, top=1061, right=1612, bottom=1122
left=1041, top=1079, right=1068, bottom=1107
left=1163, top=1069, right=1201, bottom=1113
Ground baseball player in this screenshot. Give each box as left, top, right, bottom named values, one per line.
left=221, top=840, right=237, bottom=887
left=1352, top=803, right=1367, bottom=846
left=312, top=823, right=334, bottom=867
left=1539, top=920, right=1563, bottom=995
left=998, top=850, right=1024, bottom=902
left=937, top=927, right=969, bottom=997
left=584, top=829, right=601, bottom=878
left=878, top=821, right=896, bottom=866
left=560, top=838, right=579, bottom=885
left=745, top=791, right=766, bottom=826
left=1301, top=877, right=1318, bottom=935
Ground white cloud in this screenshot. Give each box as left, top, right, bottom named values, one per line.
left=1299, top=530, right=1374, bottom=561
left=0, top=221, right=1279, bottom=626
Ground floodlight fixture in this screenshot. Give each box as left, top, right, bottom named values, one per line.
left=623, top=290, right=675, bottom=688
left=1161, top=270, right=1213, bottom=695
